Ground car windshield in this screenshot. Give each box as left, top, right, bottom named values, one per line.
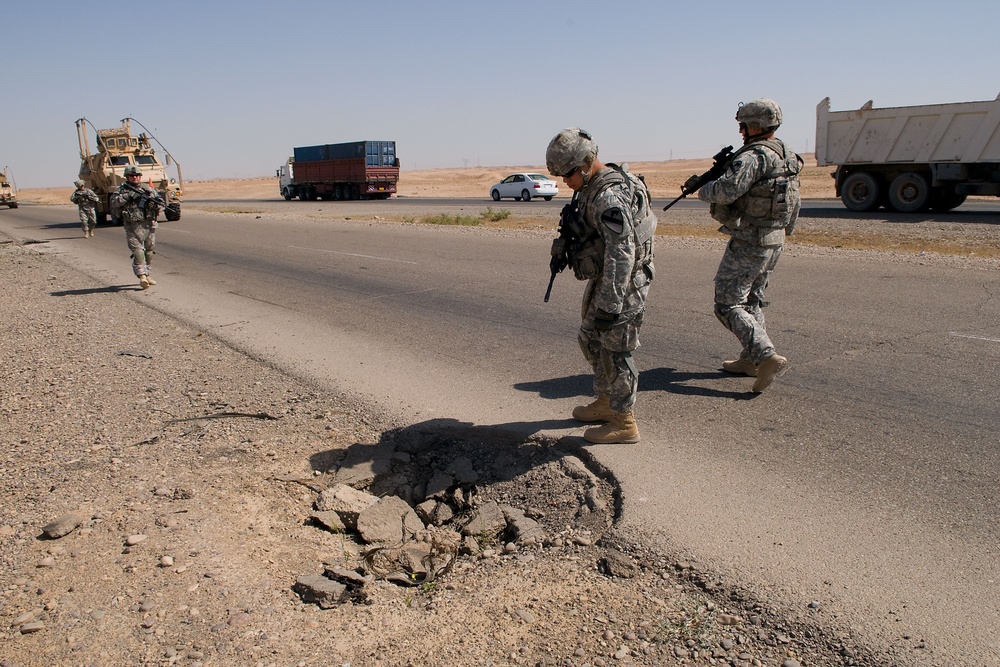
left=528, top=174, right=549, bottom=181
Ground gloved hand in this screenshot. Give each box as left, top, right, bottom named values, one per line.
left=594, top=309, right=618, bottom=331
left=683, top=174, right=702, bottom=193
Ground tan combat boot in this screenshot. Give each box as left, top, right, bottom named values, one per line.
left=139, top=276, right=151, bottom=290
left=583, top=411, right=640, bottom=444
left=722, top=358, right=757, bottom=377
left=752, top=354, right=788, bottom=393
left=145, top=275, right=156, bottom=285
left=572, top=394, right=614, bottom=423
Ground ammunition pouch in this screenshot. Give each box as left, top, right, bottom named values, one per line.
left=570, top=238, right=605, bottom=280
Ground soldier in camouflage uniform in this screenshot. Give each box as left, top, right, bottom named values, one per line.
left=71, top=180, right=100, bottom=237
left=546, top=128, right=657, bottom=444
left=691, top=99, right=803, bottom=393
left=111, top=165, right=161, bottom=290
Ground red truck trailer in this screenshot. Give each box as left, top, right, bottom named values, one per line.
left=277, top=140, right=399, bottom=201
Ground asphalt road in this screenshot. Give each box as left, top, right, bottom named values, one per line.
left=3, top=203, right=999, bottom=666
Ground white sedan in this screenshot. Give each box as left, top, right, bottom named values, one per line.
left=489, top=173, right=558, bottom=201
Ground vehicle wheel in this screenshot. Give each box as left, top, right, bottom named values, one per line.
left=282, top=188, right=292, bottom=201
left=8, top=202, right=17, bottom=209
left=887, top=172, right=930, bottom=212
left=543, top=196, right=553, bottom=201
left=929, top=189, right=967, bottom=212
left=491, top=189, right=500, bottom=201
left=521, top=189, right=531, bottom=202
left=165, top=205, right=181, bottom=222
left=97, top=211, right=108, bottom=225
left=350, top=185, right=360, bottom=200
left=840, top=172, right=880, bottom=212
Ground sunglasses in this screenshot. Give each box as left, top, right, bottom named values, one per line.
left=564, top=167, right=580, bottom=178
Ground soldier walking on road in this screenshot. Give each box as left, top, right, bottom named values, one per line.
left=71, top=180, right=99, bottom=238
left=111, top=166, right=160, bottom=290
left=691, top=99, right=803, bottom=392
left=545, top=128, right=657, bottom=443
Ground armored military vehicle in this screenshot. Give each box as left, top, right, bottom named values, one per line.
left=76, top=117, right=182, bottom=224
left=0, top=166, right=17, bottom=209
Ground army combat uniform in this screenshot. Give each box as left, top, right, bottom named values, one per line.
left=71, top=181, right=100, bottom=237
left=574, top=165, right=657, bottom=417
left=111, top=168, right=160, bottom=289
left=698, top=132, right=802, bottom=391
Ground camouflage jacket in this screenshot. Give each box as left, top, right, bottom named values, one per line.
left=576, top=165, right=657, bottom=316
left=698, top=138, right=802, bottom=243
left=111, top=183, right=158, bottom=225
left=70, top=187, right=100, bottom=209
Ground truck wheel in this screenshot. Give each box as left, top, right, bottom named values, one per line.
left=97, top=211, right=108, bottom=226
left=8, top=202, right=17, bottom=209
left=840, top=172, right=880, bottom=212
left=929, top=190, right=967, bottom=212
left=888, top=172, right=930, bottom=213
left=282, top=188, right=292, bottom=201
left=521, top=189, right=531, bottom=202
left=165, top=206, right=181, bottom=222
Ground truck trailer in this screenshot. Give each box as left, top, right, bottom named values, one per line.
left=816, top=94, right=1000, bottom=212
left=277, top=140, right=399, bottom=201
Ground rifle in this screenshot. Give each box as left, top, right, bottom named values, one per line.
left=544, top=200, right=582, bottom=302
left=662, top=145, right=734, bottom=211
left=119, top=180, right=179, bottom=218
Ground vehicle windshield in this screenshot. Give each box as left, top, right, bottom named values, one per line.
left=528, top=174, right=550, bottom=181
left=135, top=156, right=157, bottom=166
left=110, top=156, right=131, bottom=166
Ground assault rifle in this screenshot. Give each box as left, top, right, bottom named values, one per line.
left=544, top=200, right=583, bottom=302
left=119, top=180, right=179, bottom=218
left=662, top=145, right=734, bottom=211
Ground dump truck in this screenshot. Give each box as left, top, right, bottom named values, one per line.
left=277, top=140, right=399, bottom=201
left=0, top=167, right=16, bottom=209
left=816, top=94, right=1000, bottom=212
left=76, top=117, right=183, bottom=224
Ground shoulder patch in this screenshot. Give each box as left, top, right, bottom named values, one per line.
left=601, top=207, right=625, bottom=234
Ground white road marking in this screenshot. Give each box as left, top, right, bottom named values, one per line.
left=949, top=332, right=1000, bottom=343
left=289, top=245, right=418, bottom=265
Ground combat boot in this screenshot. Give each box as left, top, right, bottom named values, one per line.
left=583, top=411, right=640, bottom=444
left=145, top=275, right=156, bottom=285
left=572, top=394, right=614, bottom=423
left=722, top=358, right=757, bottom=377
left=139, top=276, right=151, bottom=290
left=752, top=354, right=788, bottom=393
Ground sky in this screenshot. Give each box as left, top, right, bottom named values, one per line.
left=3, top=0, right=1000, bottom=188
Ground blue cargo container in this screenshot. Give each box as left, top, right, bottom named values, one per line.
left=279, top=140, right=399, bottom=201
left=293, top=145, right=329, bottom=162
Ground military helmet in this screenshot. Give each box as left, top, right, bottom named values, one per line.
left=546, top=128, right=598, bottom=177
left=124, top=165, right=142, bottom=176
left=736, top=99, right=782, bottom=131
left=74, top=180, right=84, bottom=187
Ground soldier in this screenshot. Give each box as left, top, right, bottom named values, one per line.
left=70, top=180, right=100, bottom=237
left=545, top=128, right=657, bottom=444
left=111, top=165, right=161, bottom=289
left=691, top=99, right=803, bottom=392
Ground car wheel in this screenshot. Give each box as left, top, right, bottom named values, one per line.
left=491, top=189, right=500, bottom=201
left=543, top=196, right=553, bottom=201
left=521, top=189, right=531, bottom=202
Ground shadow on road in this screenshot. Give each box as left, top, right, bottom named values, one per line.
left=50, top=284, right=139, bottom=296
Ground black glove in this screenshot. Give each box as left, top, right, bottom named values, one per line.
left=594, top=309, right=618, bottom=331
left=683, top=174, right=702, bottom=193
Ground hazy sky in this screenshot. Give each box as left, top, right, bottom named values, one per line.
left=4, top=0, right=999, bottom=188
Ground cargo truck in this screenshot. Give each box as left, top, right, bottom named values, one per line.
left=0, top=166, right=17, bottom=209
left=277, top=140, right=399, bottom=201
left=816, top=94, right=1000, bottom=212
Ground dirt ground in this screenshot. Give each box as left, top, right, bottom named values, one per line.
left=3, top=160, right=998, bottom=667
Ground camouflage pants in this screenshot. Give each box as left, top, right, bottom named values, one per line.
left=713, top=237, right=782, bottom=364
left=578, top=279, right=645, bottom=414
left=77, top=206, right=97, bottom=232
left=125, top=221, right=156, bottom=278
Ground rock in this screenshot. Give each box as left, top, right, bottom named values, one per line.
left=19, top=621, right=44, bottom=634
left=294, top=575, right=349, bottom=609
left=443, top=456, right=479, bottom=483
left=460, top=500, right=506, bottom=538
left=125, top=534, right=147, bottom=546
left=599, top=552, right=637, bottom=579
left=311, top=510, right=346, bottom=532
left=314, top=484, right=379, bottom=529
left=424, top=471, right=454, bottom=499
left=41, top=513, right=84, bottom=539
left=355, top=496, right=424, bottom=545
left=500, top=505, right=545, bottom=545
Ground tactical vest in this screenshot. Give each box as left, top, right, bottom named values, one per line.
left=571, top=164, right=657, bottom=281
left=730, top=139, right=803, bottom=229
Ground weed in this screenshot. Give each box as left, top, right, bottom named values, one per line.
left=422, top=213, right=482, bottom=226
left=480, top=206, right=511, bottom=222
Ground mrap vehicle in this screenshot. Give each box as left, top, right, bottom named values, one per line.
left=816, top=94, right=1000, bottom=212
left=0, top=166, right=16, bottom=209
left=277, top=140, right=398, bottom=201
left=76, top=117, right=183, bottom=224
